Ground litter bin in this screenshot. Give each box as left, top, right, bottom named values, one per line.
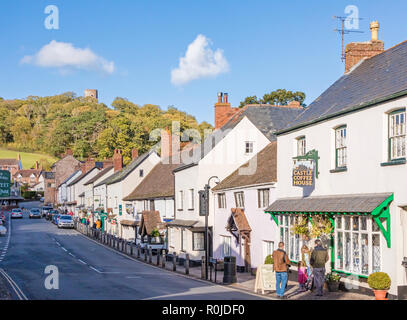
left=223, top=256, right=237, bottom=284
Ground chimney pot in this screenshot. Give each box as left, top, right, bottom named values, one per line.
left=223, top=93, right=228, bottom=103
left=370, top=21, right=380, bottom=42
left=217, top=92, right=223, bottom=103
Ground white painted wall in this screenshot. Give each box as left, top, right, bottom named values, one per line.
left=171, top=116, right=271, bottom=260
left=213, top=184, right=278, bottom=268
left=276, top=96, right=407, bottom=295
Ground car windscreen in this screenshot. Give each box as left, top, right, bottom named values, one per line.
left=60, top=216, right=72, bottom=220
left=31, top=209, right=40, bottom=213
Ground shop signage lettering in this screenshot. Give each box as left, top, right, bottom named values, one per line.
left=292, top=161, right=314, bottom=187
left=0, top=170, right=11, bottom=197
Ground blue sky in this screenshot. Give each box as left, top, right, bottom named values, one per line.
left=1, top=0, right=407, bottom=125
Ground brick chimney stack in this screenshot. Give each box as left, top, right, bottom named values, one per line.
left=132, top=149, right=139, bottom=160
left=103, top=158, right=113, bottom=168
left=113, top=149, right=123, bottom=172
left=345, top=21, right=384, bottom=73
left=214, top=92, right=240, bottom=129
left=160, top=127, right=173, bottom=160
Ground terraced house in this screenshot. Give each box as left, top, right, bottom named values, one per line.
left=168, top=93, right=303, bottom=262
left=266, top=22, right=407, bottom=298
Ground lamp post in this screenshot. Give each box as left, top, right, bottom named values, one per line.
left=204, top=176, right=219, bottom=280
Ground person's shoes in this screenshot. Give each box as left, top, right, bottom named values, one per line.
left=281, top=295, right=288, bottom=299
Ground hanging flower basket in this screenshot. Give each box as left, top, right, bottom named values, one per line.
left=310, top=215, right=333, bottom=239
left=291, top=216, right=311, bottom=239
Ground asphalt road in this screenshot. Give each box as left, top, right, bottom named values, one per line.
left=0, top=202, right=264, bottom=300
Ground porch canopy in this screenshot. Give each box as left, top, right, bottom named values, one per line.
left=265, top=193, right=393, bottom=247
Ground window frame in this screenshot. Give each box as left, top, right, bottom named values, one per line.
left=192, top=232, right=205, bottom=251
left=334, top=215, right=382, bottom=277
left=177, top=190, right=184, bottom=210
left=296, top=136, right=306, bottom=157
left=335, top=125, right=347, bottom=169
left=234, top=191, right=245, bottom=208
left=217, top=193, right=226, bottom=209
left=245, top=141, right=254, bottom=154
left=388, top=108, right=406, bottom=161
left=257, top=188, right=270, bottom=208
left=181, top=228, right=187, bottom=252
left=221, top=235, right=232, bottom=258
left=188, top=189, right=194, bottom=210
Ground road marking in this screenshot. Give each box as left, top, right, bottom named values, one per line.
left=0, top=268, right=28, bottom=300
left=75, top=230, right=273, bottom=300
left=68, top=253, right=75, bottom=257
left=126, top=276, right=141, bottom=279
left=78, top=259, right=87, bottom=265
left=61, top=247, right=67, bottom=252
left=89, top=266, right=102, bottom=273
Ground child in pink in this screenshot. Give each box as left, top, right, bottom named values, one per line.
left=298, top=261, right=308, bottom=291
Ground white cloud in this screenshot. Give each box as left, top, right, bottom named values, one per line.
left=171, top=34, right=229, bottom=85
left=21, top=40, right=115, bottom=74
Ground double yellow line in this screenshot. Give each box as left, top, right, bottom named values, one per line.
left=0, top=268, right=28, bottom=300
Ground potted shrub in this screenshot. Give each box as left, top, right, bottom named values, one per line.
left=325, top=272, right=341, bottom=292
left=150, top=228, right=161, bottom=243
left=264, top=255, right=274, bottom=265
left=368, top=272, right=391, bottom=300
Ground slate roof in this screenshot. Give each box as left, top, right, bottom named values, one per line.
left=14, top=169, right=41, bottom=178
left=67, top=167, right=100, bottom=187
left=83, top=166, right=113, bottom=186
left=166, top=219, right=203, bottom=228
left=42, top=172, right=55, bottom=179
left=280, top=40, right=407, bottom=133
left=265, top=193, right=392, bottom=213
left=123, top=162, right=179, bottom=201
left=174, top=105, right=302, bottom=172
left=213, top=142, right=277, bottom=191
left=57, top=170, right=81, bottom=188
left=0, top=159, right=19, bottom=166
left=95, top=150, right=157, bottom=187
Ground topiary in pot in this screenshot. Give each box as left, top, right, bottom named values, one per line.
left=368, top=272, right=391, bottom=300
left=264, top=255, right=274, bottom=265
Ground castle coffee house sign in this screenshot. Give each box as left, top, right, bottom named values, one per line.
left=292, top=160, right=315, bottom=187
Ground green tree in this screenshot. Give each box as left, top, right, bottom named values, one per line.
left=239, top=89, right=306, bottom=108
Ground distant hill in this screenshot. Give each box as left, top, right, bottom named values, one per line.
left=0, top=148, right=58, bottom=170
left=0, top=92, right=212, bottom=165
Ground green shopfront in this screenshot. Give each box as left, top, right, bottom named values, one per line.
left=265, top=193, right=393, bottom=280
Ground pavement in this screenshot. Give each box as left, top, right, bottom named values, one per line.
left=0, top=201, right=267, bottom=300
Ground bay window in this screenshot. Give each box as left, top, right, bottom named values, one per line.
left=334, top=215, right=382, bottom=276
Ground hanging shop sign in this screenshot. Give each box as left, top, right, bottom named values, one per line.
left=0, top=170, right=11, bottom=197
left=119, top=204, right=122, bottom=216
left=292, top=160, right=314, bottom=187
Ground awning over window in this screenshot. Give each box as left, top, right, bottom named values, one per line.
left=265, top=193, right=392, bottom=213
left=265, top=193, right=394, bottom=248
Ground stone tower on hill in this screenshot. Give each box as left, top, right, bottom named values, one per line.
left=84, top=89, right=98, bottom=101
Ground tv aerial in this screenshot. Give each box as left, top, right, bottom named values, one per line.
left=333, top=16, right=364, bottom=62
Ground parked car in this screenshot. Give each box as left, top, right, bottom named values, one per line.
left=41, top=206, right=53, bottom=218
left=57, top=215, right=74, bottom=229
left=40, top=197, right=44, bottom=202
left=29, top=208, right=42, bottom=219
left=11, top=208, right=23, bottom=219
left=0, top=223, right=6, bottom=236
left=52, top=214, right=61, bottom=225
left=48, top=210, right=59, bottom=221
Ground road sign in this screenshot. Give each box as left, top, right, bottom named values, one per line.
left=0, top=170, right=11, bottom=198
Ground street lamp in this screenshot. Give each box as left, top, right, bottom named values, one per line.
left=204, top=175, right=220, bottom=280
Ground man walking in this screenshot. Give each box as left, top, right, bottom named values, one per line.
left=310, top=239, right=329, bottom=296
left=272, top=241, right=291, bottom=299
